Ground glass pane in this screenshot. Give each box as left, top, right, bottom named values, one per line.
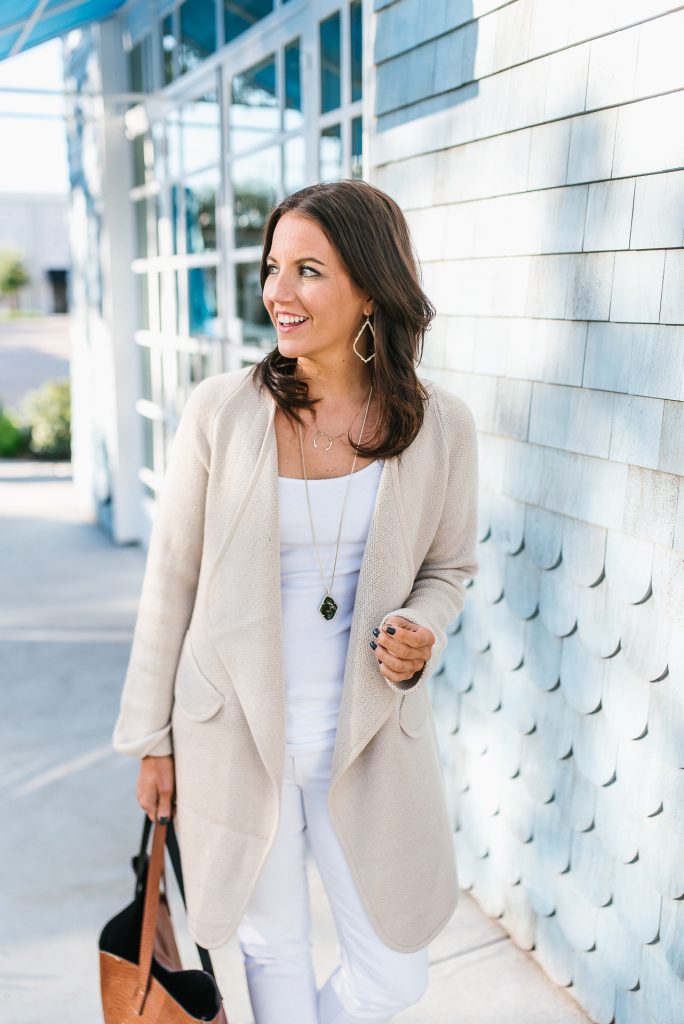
left=350, top=0, right=362, bottom=102
left=151, top=120, right=166, bottom=183
left=181, top=90, right=220, bottom=175
left=134, top=199, right=148, bottom=258
left=128, top=38, right=144, bottom=93
left=230, top=55, right=278, bottom=155
left=142, top=413, right=154, bottom=471
left=155, top=194, right=164, bottom=258
left=137, top=273, right=150, bottom=330
left=161, top=13, right=176, bottom=85
left=319, top=11, right=341, bottom=114
left=170, top=183, right=183, bottom=255
left=224, top=0, right=274, bottom=44
left=185, top=167, right=219, bottom=252
left=188, top=266, right=219, bottom=337
left=232, top=145, right=280, bottom=246
left=236, top=262, right=272, bottom=350
left=176, top=350, right=191, bottom=409
left=179, top=0, right=217, bottom=76
left=319, top=124, right=342, bottom=182
left=139, top=342, right=152, bottom=401
left=284, top=136, right=306, bottom=195
left=132, top=133, right=146, bottom=187
left=351, top=116, right=362, bottom=180
left=284, top=37, right=303, bottom=131
left=167, top=110, right=182, bottom=180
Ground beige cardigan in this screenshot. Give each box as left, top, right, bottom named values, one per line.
left=113, top=364, right=479, bottom=952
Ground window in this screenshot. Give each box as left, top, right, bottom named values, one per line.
left=224, top=0, right=274, bottom=44
left=232, top=146, right=280, bottom=247
left=319, top=123, right=342, bottom=181
left=179, top=0, right=217, bottom=75
left=320, top=10, right=341, bottom=113
left=350, top=0, right=362, bottom=102
left=230, top=54, right=278, bottom=155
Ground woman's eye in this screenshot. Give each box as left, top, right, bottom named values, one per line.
left=265, top=264, right=318, bottom=277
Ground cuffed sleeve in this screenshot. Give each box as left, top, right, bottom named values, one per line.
left=112, top=379, right=214, bottom=759
left=380, top=390, right=480, bottom=694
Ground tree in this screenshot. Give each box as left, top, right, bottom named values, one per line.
left=0, top=250, right=30, bottom=313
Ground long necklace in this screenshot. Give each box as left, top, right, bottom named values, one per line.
left=311, top=392, right=370, bottom=451
left=299, top=385, right=374, bottom=620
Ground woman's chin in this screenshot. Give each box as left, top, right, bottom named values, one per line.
left=277, top=337, right=314, bottom=358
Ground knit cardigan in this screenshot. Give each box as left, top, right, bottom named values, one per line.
left=113, top=364, right=480, bottom=952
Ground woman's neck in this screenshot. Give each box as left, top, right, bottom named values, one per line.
left=294, top=358, right=373, bottom=407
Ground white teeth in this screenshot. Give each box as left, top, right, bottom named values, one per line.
left=278, top=315, right=307, bottom=324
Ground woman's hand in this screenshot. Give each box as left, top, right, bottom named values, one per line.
left=137, top=754, right=176, bottom=823
left=369, top=615, right=435, bottom=684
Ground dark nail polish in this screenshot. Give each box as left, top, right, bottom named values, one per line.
left=372, top=627, right=380, bottom=637
left=369, top=640, right=377, bottom=650
left=386, top=625, right=396, bottom=635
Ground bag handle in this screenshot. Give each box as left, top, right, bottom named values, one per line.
left=134, top=818, right=168, bottom=1014
left=165, top=818, right=217, bottom=977
left=135, top=813, right=217, bottom=979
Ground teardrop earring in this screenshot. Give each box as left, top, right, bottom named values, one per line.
left=353, top=316, right=375, bottom=363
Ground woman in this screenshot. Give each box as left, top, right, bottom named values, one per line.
left=113, top=179, right=480, bottom=1023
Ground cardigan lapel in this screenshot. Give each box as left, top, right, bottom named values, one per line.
left=205, top=383, right=403, bottom=792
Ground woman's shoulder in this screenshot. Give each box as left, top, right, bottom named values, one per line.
left=420, top=376, right=477, bottom=447
left=183, top=366, right=256, bottom=425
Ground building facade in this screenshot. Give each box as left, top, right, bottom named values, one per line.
left=0, top=193, right=70, bottom=313
left=65, top=2, right=684, bottom=1022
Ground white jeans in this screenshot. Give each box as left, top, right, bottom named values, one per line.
left=236, top=739, right=429, bottom=1024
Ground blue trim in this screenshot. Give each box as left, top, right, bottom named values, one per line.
left=0, top=0, right=126, bottom=60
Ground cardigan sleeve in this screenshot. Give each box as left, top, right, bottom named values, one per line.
left=112, top=378, right=215, bottom=758
left=379, top=390, right=480, bottom=693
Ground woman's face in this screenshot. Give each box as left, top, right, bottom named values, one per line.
left=262, top=211, right=373, bottom=363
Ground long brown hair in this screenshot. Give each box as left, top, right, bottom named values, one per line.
left=250, top=179, right=436, bottom=459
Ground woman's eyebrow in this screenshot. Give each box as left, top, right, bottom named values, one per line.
left=266, top=255, right=326, bottom=266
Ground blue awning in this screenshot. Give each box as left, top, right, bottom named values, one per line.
left=0, top=1, right=127, bottom=61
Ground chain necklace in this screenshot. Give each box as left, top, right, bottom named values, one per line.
left=310, top=392, right=370, bottom=451
left=299, top=385, right=374, bottom=620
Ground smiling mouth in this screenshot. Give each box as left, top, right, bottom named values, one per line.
left=276, top=316, right=309, bottom=331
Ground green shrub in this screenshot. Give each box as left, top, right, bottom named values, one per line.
left=20, top=378, right=71, bottom=459
left=0, top=405, right=25, bottom=456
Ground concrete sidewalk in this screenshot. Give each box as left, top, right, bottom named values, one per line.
left=0, top=460, right=591, bottom=1024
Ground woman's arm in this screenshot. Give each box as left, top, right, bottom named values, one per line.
left=112, top=378, right=215, bottom=758
left=377, top=390, right=480, bottom=693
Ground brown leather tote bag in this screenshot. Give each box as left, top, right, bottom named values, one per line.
left=99, top=814, right=228, bottom=1023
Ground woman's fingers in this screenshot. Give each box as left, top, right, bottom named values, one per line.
left=373, top=623, right=433, bottom=661
left=368, top=619, right=434, bottom=683
left=137, top=755, right=176, bottom=822
left=376, top=659, right=423, bottom=684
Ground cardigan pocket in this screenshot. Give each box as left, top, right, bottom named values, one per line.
left=399, top=686, right=429, bottom=738
left=174, top=631, right=225, bottom=722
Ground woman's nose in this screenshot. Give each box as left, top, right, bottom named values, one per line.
left=267, top=273, right=297, bottom=304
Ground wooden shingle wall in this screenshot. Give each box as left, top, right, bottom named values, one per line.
left=370, top=2, right=684, bottom=1022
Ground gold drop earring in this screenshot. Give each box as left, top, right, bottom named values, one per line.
left=353, top=316, right=375, bottom=363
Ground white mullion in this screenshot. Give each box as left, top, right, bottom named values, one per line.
left=357, top=0, right=371, bottom=181
left=276, top=43, right=285, bottom=200
left=215, top=60, right=234, bottom=372
left=302, top=20, right=317, bottom=186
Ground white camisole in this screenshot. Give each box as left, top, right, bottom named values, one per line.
left=278, top=458, right=385, bottom=753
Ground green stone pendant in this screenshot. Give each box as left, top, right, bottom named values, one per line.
left=319, top=594, right=338, bottom=620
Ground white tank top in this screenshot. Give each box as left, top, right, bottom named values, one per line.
left=278, top=458, right=385, bottom=752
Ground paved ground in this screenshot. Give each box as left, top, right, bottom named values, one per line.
left=0, top=457, right=592, bottom=1023
left=0, top=314, right=70, bottom=410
